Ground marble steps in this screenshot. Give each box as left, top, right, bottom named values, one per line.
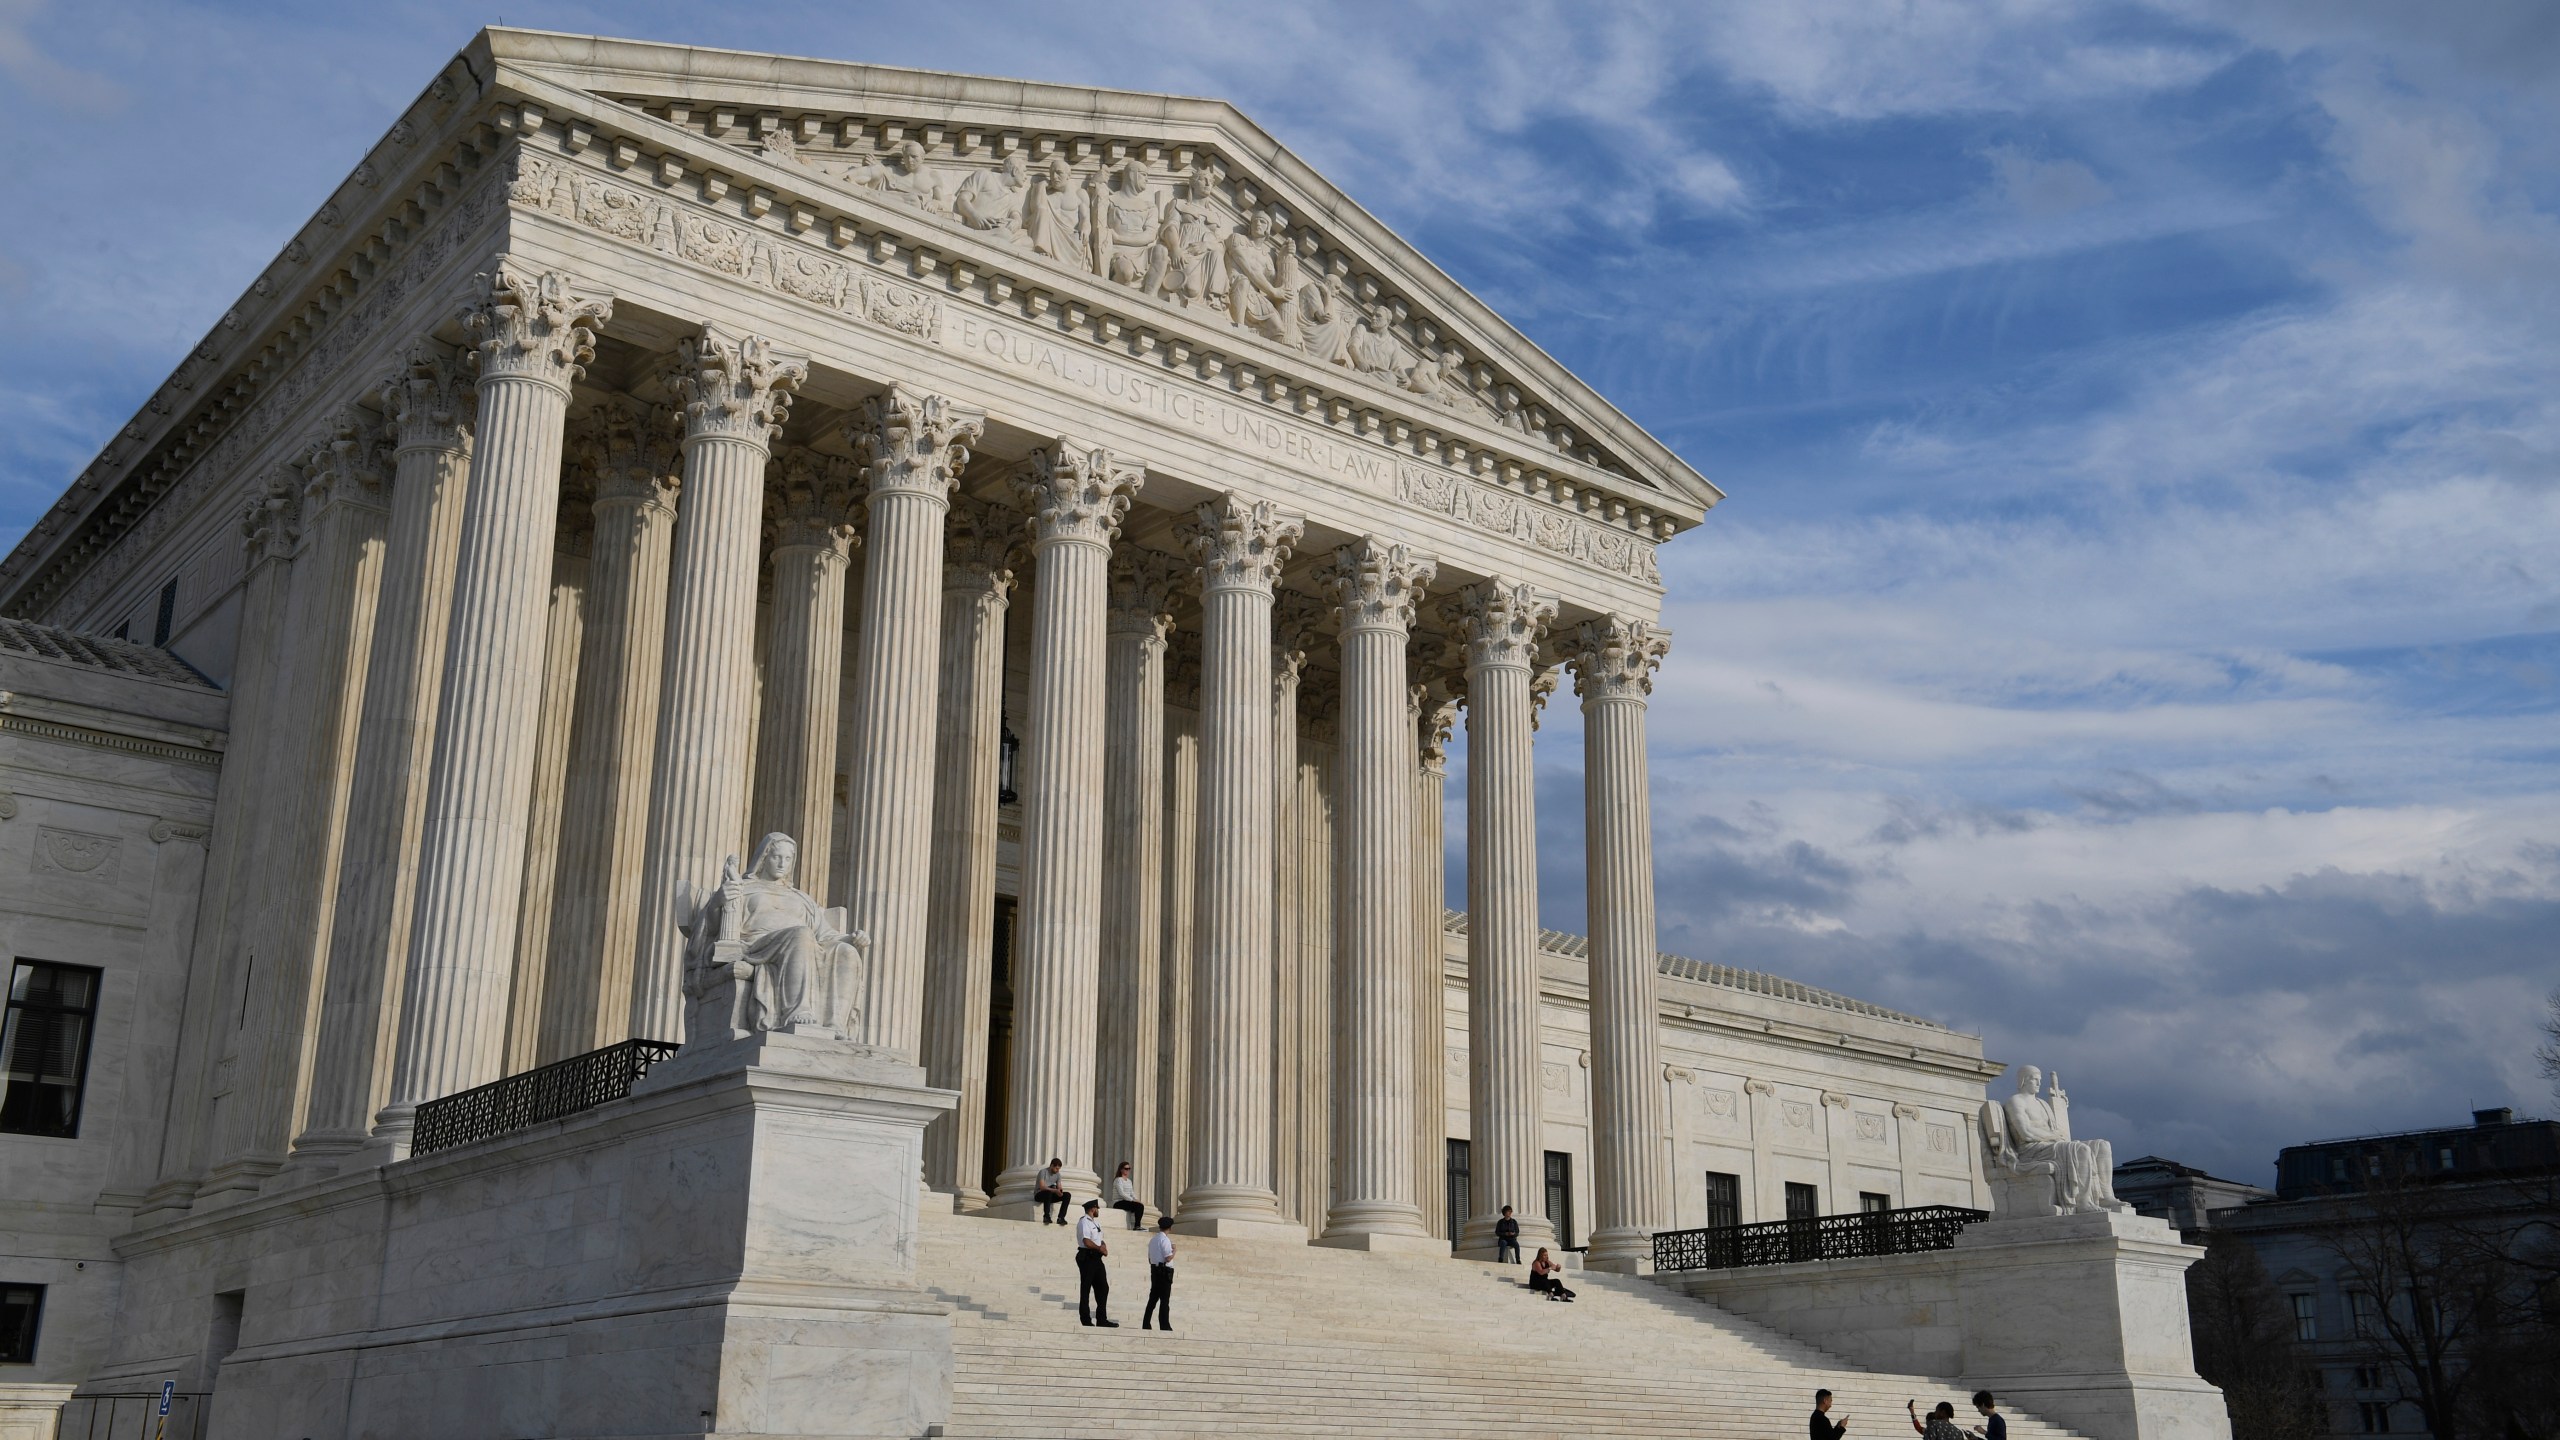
left=919, top=1208, right=2093, bottom=1440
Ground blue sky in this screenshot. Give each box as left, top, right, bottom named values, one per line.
left=3, top=1, right=2555, bottom=1181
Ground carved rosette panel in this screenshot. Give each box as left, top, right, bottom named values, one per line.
left=1011, top=440, right=1143, bottom=548
left=767, top=446, right=861, bottom=556
left=1320, top=537, right=1436, bottom=637
left=382, top=342, right=477, bottom=454
left=850, top=383, right=985, bottom=502
left=667, top=324, right=807, bottom=446
left=574, top=396, right=684, bottom=510
left=1440, top=577, right=1556, bottom=671
left=1107, top=546, right=1185, bottom=639
left=238, top=469, right=304, bottom=564
left=1566, top=615, right=1671, bottom=704
left=1184, top=493, right=1302, bottom=597
left=463, top=264, right=614, bottom=391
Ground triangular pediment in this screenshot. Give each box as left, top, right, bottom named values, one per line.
left=483, top=28, right=1720, bottom=518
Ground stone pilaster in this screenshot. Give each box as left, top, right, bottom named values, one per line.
left=538, top=398, right=682, bottom=1061
left=1267, top=589, right=1321, bottom=1221
left=750, top=446, right=860, bottom=898
left=1568, top=615, right=1673, bottom=1270
left=844, top=385, right=987, bottom=1058
left=1175, top=493, right=1304, bottom=1235
left=1317, top=538, right=1439, bottom=1248
left=920, top=495, right=1018, bottom=1204
left=991, top=440, right=1144, bottom=1209
left=629, top=326, right=807, bottom=1043
left=204, top=416, right=391, bottom=1194
left=1442, top=577, right=1559, bottom=1256
left=1153, top=636, right=1202, bottom=1215
left=293, top=348, right=474, bottom=1162
left=375, top=265, right=611, bottom=1151
left=504, top=508, right=590, bottom=1073
left=1095, top=547, right=1181, bottom=1210
left=1411, top=634, right=1462, bottom=1235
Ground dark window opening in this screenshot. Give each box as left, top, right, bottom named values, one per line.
left=4, top=961, right=101, bottom=1138
left=1784, top=1182, right=1820, bottom=1221
left=154, top=579, right=179, bottom=646
left=1859, top=1191, right=1893, bottom=1214
left=1543, top=1150, right=1574, bottom=1249
left=1445, top=1138, right=1470, bottom=1250
left=0, top=1284, right=41, bottom=1364
left=1703, top=1171, right=1741, bottom=1230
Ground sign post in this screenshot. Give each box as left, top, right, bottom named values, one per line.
left=156, top=1379, right=175, bottom=1440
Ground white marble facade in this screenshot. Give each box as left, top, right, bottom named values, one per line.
left=0, top=28, right=2031, bottom=1436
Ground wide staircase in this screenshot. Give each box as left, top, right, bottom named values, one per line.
left=918, top=1205, right=2089, bottom=1440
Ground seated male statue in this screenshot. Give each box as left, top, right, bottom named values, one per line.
left=1982, top=1064, right=2127, bottom=1216
left=681, top=831, right=866, bottom=1039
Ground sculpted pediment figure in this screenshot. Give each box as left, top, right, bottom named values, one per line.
left=1978, top=1064, right=2128, bottom=1218
left=678, top=832, right=870, bottom=1046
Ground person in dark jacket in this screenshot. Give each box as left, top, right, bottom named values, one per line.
left=1812, top=1389, right=1849, bottom=1440
left=1493, top=1205, right=1522, bottom=1263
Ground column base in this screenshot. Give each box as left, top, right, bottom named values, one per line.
left=1172, top=1213, right=1313, bottom=1244
left=1311, top=1229, right=1449, bottom=1256
left=1454, top=1214, right=1557, bottom=1261
left=1582, top=1227, right=1655, bottom=1274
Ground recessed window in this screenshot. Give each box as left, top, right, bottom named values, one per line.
left=1859, top=1191, right=1892, bottom=1214
left=1784, top=1181, right=1820, bottom=1221
left=0, top=1283, right=40, bottom=1364
left=2352, top=1291, right=2381, bottom=1339
left=2359, top=1402, right=2391, bottom=1433
left=2292, top=1293, right=2319, bottom=1342
left=3, top=962, right=102, bottom=1138
left=1543, top=1151, right=1574, bottom=1250
left=2437, top=1147, right=2455, bottom=1170
left=1702, top=1171, right=1741, bottom=1230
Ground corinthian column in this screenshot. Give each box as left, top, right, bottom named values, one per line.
left=1268, top=591, right=1320, bottom=1222
left=374, top=266, right=611, bottom=1151
left=991, top=441, right=1145, bottom=1211
left=1442, top=577, right=1558, bottom=1256
left=1095, top=547, right=1181, bottom=1210
left=750, top=446, right=860, bottom=891
left=294, top=347, right=473, bottom=1163
left=629, top=326, right=807, bottom=1041
left=1316, top=538, right=1439, bottom=1249
left=1411, top=642, right=1462, bottom=1235
left=538, top=398, right=682, bottom=1060
left=1567, top=616, right=1673, bottom=1271
left=920, top=495, right=1018, bottom=1205
left=844, top=385, right=987, bottom=1058
left=1175, top=493, right=1304, bottom=1237
left=504, top=504, right=590, bottom=1072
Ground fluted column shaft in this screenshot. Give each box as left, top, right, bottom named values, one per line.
left=504, top=539, right=588, bottom=1071
left=751, top=448, right=860, bottom=894
left=538, top=400, right=681, bottom=1060
left=1178, top=494, right=1303, bottom=1229
left=846, top=386, right=987, bottom=1058
left=1267, top=601, right=1312, bottom=1223
left=1153, top=663, right=1201, bottom=1214
left=1413, top=745, right=1453, bottom=1234
left=294, top=352, right=473, bottom=1160
left=1572, top=618, right=1673, bottom=1269
left=1096, top=550, right=1178, bottom=1208
left=920, top=498, right=1016, bottom=1203
left=376, top=266, right=612, bottom=1148
left=1320, top=539, right=1436, bottom=1244
left=1445, top=578, right=1559, bottom=1255
left=994, top=441, right=1144, bottom=1208
left=630, top=327, right=807, bottom=1041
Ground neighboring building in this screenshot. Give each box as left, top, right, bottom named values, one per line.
left=2116, top=1154, right=2273, bottom=1240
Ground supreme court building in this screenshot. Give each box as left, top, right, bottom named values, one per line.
left=0, top=31, right=2057, bottom=1440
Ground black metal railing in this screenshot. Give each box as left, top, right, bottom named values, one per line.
left=1652, top=1204, right=1988, bottom=1272
left=411, top=1038, right=682, bottom=1156
left=55, top=1391, right=211, bottom=1440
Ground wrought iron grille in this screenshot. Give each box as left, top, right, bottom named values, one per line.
left=411, top=1038, right=682, bottom=1156
left=1651, top=1203, right=1988, bottom=1272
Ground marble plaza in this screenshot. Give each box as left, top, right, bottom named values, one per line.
left=0, top=30, right=2227, bottom=1440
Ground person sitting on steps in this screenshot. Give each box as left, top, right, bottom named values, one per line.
left=1528, top=1246, right=1576, bottom=1301
left=1494, top=1204, right=1522, bottom=1263
left=1034, top=1157, right=1071, bottom=1225
left=1110, top=1160, right=1147, bottom=1230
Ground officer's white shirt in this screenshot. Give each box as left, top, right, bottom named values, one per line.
left=1075, top=1214, right=1105, bottom=1249
left=1148, top=1231, right=1176, bottom=1267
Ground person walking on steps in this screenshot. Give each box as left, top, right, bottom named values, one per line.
left=1528, top=1247, right=1576, bottom=1301
left=1034, top=1158, right=1071, bottom=1225
left=1142, top=1214, right=1177, bottom=1331
left=1494, top=1205, right=1522, bottom=1263
left=1970, top=1392, right=2005, bottom=1440
left=1812, top=1389, right=1849, bottom=1440
left=1075, top=1199, right=1117, bottom=1326
left=1111, top=1160, right=1147, bottom=1230
left=1910, top=1399, right=1964, bottom=1440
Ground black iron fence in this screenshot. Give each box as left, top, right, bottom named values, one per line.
left=411, top=1038, right=682, bottom=1156
left=1651, top=1204, right=1988, bottom=1272
left=55, top=1391, right=210, bottom=1440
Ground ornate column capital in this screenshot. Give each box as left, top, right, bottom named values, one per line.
left=1440, top=577, right=1557, bottom=671
left=1298, top=666, right=1341, bottom=739
left=462, top=264, right=613, bottom=391
left=381, top=341, right=476, bottom=454
left=665, top=324, right=806, bottom=446
left=1412, top=631, right=1465, bottom=769
left=1012, top=438, right=1145, bottom=548
left=1565, top=615, right=1671, bottom=704
left=572, top=396, right=683, bottom=511
left=768, top=446, right=861, bottom=557
left=1320, top=537, right=1436, bottom=637
left=851, top=383, right=987, bottom=503
left=944, top=492, right=1024, bottom=603
left=1528, top=661, right=1563, bottom=732
left=239, top=470, right=304, bottom=566
left=302, top=405, right=394, bottom=515
left=1109, top=546, right=1185, bottom=640
left=1272, top=590, right=1325, bottom=687
left=1183, top=493, right=1303, bottom=597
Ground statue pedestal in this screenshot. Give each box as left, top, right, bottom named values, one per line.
left=1654, top=1209, right=2229, bottom=1440
left=80, top=1031, right=957, bottom=1440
